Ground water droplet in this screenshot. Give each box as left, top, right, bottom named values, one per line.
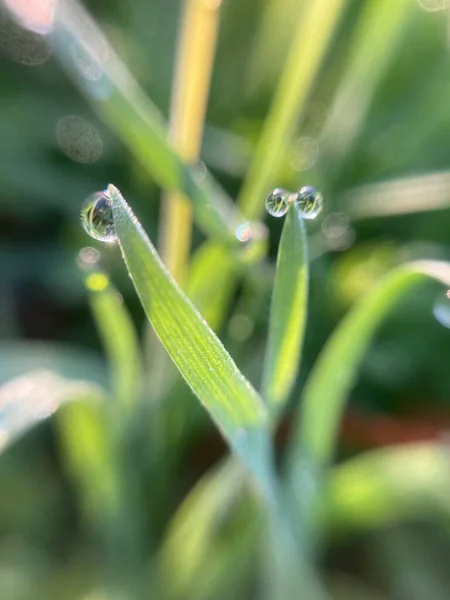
left=433, top=290, right=450, bottom=328
left=294, top=186, right=323, bottom=220
left=81, top=191, right=116, bottom=243
left=265, top=188, right=291, bottom=217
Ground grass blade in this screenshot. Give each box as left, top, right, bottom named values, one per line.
left=108, top=184, right=272, bottom=482
left=159, top=459, right=249, bottom=599
left=238, top=0, right=348, bottom=220
left=81, top=262, right=141, bottom=415
left=290, top=260, right=450, bottom=469
left=261, top=207, right=308, bottom=418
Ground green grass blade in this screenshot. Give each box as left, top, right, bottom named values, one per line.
left=290, top=261, right=450, bottom=469
left=261, top=208, right=308, bottom=417
left=0, top=370, right=103, bottom=454
left=238, top=0, right=348, bottom=220
left=53, top=0, right=255, bottom=247
left=107, top=184, right=271, bottom=482
left=82, top=265, right=141, bottom=414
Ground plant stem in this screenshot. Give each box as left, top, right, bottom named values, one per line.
left=158, top=0, right=222, bottom=284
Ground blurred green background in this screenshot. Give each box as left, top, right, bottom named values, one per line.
left=2, top=0, right=450, bottom=598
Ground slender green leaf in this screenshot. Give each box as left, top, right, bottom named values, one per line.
left=290, top=260, right=450, bottom=468
left=83, top=266, right=142, bottom=414
left=108, top=184, right=272, bottom=483
left=0, top=369, right=103, bottom=454
left=261, top=208, right=308, bottom=417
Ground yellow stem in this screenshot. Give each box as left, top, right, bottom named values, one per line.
left=159, top=0, right=222, bottom=285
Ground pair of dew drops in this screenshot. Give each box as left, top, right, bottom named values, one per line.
left=81, top=184, right=323, bottom=244
left=81, top=187, right=450, bottom=331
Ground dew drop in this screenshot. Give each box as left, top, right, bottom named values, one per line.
left=265, top=188, right=291, bottom=217
left=294, top=185, right=323, bottom=220
left=433, top=290, right=450, bottom=328
left=81, top=190, right=116, bottom=243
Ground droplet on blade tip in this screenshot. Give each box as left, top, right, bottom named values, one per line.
left=265, top=185, right=323, bottom=220
left=294, top=185, right=323, bottom=220
left=265, top=188, right=291, bottom=217
left=81, top=190, right=116, bottom=243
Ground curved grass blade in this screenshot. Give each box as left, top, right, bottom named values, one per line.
left=325, top=442, right=450, bottom=534
left=261, top=208, right=308, bottom=418
left=82, top=264, right=141, bottom=415
left=0, top=341, right=107, bottom=387
left=290, top=260, right=450, bottom=469
left=107, top=184, right=271, bottom=483
left=0, top=370, right=103, bottom=454
left=159, top=459, right=249, bottom=599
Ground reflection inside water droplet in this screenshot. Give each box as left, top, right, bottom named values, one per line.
left=433, top=290, right=450, bottom=328
left=294, top=186, right=323, bottom=220
left=265, top=188, right=291, bottom=217
left=81, top=190, right=116, bottom=243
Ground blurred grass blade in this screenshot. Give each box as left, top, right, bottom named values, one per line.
left=238, top=0, right=347, bottom=220
left=186, top=242, right=238, bottom=331
left=325, top=442, right=450, bottom=534
left=160, top=0, right=222, bottom=283
left=160, top=459, right=249, bottom=598
left=290, top=260, right=450, bottom=469
left=0, top=369, right=103, bottom=454
left=82, top=264, right=141, bottom=414
left=341, top=171, right=450, bottom=220
left=58, top=398, right=121, bottom=530
left=108, top=184, right=272, bottom=481
left=53, top=0, right=257, bottom=247
left=321, top=0, right=411, bottom=166
left=261, top=208, right=308, bottom=418
left=0, top=341, right=107, bottom=387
